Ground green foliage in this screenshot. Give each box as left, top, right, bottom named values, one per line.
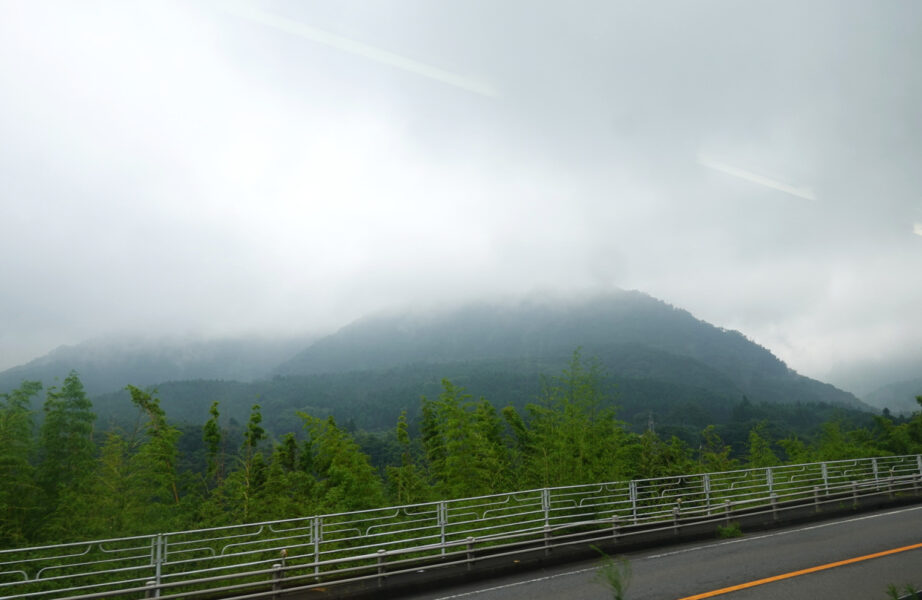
left=592, top=546, right=631, bottom=600
left=203, top=401, right=223, bottom=483
left=420, top=380, right=509, bottom=497
left=300, top=413, right=385, bottom=513
left=385, top=411, right=429, bottom=505
left=634, top=430, right=694, bottom=478
left=0, top=381, right=41, bottom=545
left=746, top=423, right=780, bottom=468
left=698, top=425, right=735, bottom=472
left=124, top=386, right=182, bottom=531
left=519, top=352, right=633, bottom=486
left=0, top=363, right=918, bottom=551
left=886, top=583, right=920, bottom=600
left=716, top=522, right=742, bottom=538
left=37, top=372, right=97, bottom=539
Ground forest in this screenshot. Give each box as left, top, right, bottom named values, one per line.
left=1, top=353, right=920, bottom=550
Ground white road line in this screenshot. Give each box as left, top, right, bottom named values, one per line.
left=431, top=565, right=600, bottom=599
left=430, top=505, right=922, bottom=599
left=643, top=504, right=922, bottom=559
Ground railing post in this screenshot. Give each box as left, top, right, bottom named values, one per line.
left=852, top=481, right=858, bottom=508
left=313, top=517, right=322, bottom=576
left=376, top=549, right=387, bottom=586
left=813, top=486, right=820, bottom=513
left=465, top=537, right=475, bottom=570
left=611, top=515, right=620, bottom=540
left=766, top=469, right=777, bottom=520
left=541, top=488, right=552, bottom=556
left=872, top=458, right=880, bottom=490
left=272, top=563, right=283, bottom=598
left=703, top=473, right=711, bottom=514
left=438, top=501, right=447, bottom=556
left=629, top=481, right=638, bottom=524
left=145, top=580, right=157, bottom=599
left=541, top=488, right=550, bottom=529
left=152, top=534, right=163, bottom=599
left=821, top=462, right=829, bottom=495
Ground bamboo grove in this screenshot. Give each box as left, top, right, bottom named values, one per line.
left=1, top=353, right=920, bottom=549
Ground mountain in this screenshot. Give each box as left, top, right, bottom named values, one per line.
left=825, top=354, right=922, bottom=398
left=276, top=290, right=868, bottom=411
left=4, top=291, right=871, bottom=440
left=863, top=378, right=922, bottom=415
left=0, top=334, right=314, bottom=396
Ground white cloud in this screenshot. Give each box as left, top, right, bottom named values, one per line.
left=1, top=0, right=921, bottom=384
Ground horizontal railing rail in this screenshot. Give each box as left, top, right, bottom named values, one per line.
left=2, top=454, right=921, bottom=600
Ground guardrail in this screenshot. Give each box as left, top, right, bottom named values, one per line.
left=2, top=454, right=921, bottom=600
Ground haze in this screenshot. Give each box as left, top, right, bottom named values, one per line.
left=1, top=1, right=920, bottom=390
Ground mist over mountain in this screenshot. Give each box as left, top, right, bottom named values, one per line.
left=3, top=290, right=872, bottom=438
left=863, top=377, right=922, bottom=415
left=0, top=334, right=314, bottom=396
left=277, top=290, right=867, bottom=411
left=825, top=353, right=922, bottom=398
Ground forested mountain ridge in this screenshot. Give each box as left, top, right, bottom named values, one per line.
left=3, top=291, right=869, bottom=439
left=0, top=335, right=314, bottom=397
left=276, top=291, right=867, bottom=410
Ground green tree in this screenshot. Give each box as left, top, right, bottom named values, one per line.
left=36, top=372, right=97, bottom=540
left=635, top=430, right=693, bottom=478
left=746, top=423, right=780, bottom=468
left=300, top=413, right=385, bottom=513
left=778, top=436, right=813, bottom=464
left=385, top=411, right=429, bottom=505
left=125, top=386, right=181, bottom=532
left=250, top=433, right=315, bottom=521
left=698, top=425, right=735, bottom=473
left=0, top=381, right=41, bottom=545
left=80, top=432, right=133, bottom=538
left=518, top=352, right=631, bottom=487
left=202, top=401, right=225, bottom=485
left=198, top=405, right=269, bottom=527
left=420, top=380, right=509, bottom=498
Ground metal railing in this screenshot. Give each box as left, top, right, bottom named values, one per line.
left=2, top=454, right=921, bottom=600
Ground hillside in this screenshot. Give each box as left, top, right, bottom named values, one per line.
left=4, top=291, right=871, bottom=440
left=276, top=291, right=867, bottom=411
left=0, top=334, right=314, bottom=396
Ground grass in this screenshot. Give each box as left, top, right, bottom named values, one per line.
left=887, top=583, right=920, bottom=599
left=716, top=522, right=742, bottom=538
left=592, top=546, right=631, bottom=600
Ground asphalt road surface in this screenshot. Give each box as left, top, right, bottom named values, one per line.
left=398, top=505, right=922, bottom=600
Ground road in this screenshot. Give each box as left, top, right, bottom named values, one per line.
left=398, top=505, right=922, bottom=600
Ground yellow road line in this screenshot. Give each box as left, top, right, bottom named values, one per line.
left=677, top=542, right=922, bottom=599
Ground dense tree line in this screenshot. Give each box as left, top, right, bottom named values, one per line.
left=1, top=356, right=921, bottom=549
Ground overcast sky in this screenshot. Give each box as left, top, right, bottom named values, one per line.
left=1, top=0, right=920, bottom=387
